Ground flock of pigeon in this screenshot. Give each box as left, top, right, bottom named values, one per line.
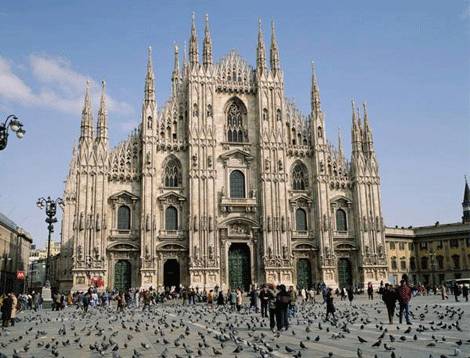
left=0, top=296, right=468, bottom=358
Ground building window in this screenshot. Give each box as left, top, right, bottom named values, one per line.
left=164, top=158, right=182, bottom=187
left=230, top=170, right=245, bottom=198
left=336, top=209, right=347, bottom=231
left=466, top=237, right=470, bottom=247
left=410, top=257, right=416, bottom=271
left=419, top=241, right=428, bottom=250
left=421, top=256, right=428, bottom=270
left=450, top=239, right=459, bottom=248
left=296, top=208, right=307, bottom=231
left=437, top=240, right=443, bottom=249
left=165, top=206, right=178, bottom=231
left=400, top=259, right=407, bottom=271
left=117, top=205, right=131, bottom=230
left=451, top=255, right=460, bottom=269
left=227, top=101, right=245, bottom=143
left=389, top=242, right=396, bottom=250
left=292, top=162, right=308, bottom=190
left=399, top=242, right=405, bottom=250
left=391, top=257, right=397, bottom=270
left=437, top=255, right=444, bottom=270
left=408, top=242, right=414, bottom=250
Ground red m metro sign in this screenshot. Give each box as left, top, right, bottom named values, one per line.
left=16, top=271, right=25, bottom=280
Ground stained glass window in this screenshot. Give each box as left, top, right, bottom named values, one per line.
left=164, top=158, right=181, bottom=187
left=165, top=206, right=178, bottom=230
left=296, top=208, right=307, bottom=231
left=336, top=209, right=347, bottom=231
left=117, top=205, right=131, bottom=230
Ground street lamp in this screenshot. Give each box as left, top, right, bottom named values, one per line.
left=0, top=114, right=26, bottom=151
left=36, top=196, right=63, bottom=286
left=0, top=257, right=12, bottom=294
left=429, top=248, right=436, bottom=289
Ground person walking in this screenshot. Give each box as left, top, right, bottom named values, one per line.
left=267, top=286, right=277, bottom=331
left=276, top=285, right=290, bottom=331
left=325, top=288, right=336, bottom=321
left=382, top=283, right=398, bottom=324
left=229, top=289, right=237, bottom=310
left=249, top=286, right=258, bottom=312
left=462, top=284, right=469, bottom=302
left=217, top=290, right=225, bottom=305
left=1, top=293, right=12, bottom=327
left=116, top=292, right=125, bottom=312
left=397, top=279, right=412, bottom=325
left=441, top=283, right=448, bottom=300
left=259, top=285, right=270, bottom=318
left=288, top=286, right=297, bottom=318
left=82, top=292, right=90, bottom=313
left=236, top=288, right=243, bottom=312
left=454, top=283, right=461, bottom=302
left=367, top=282, right=374, bottom=300
left=10, top=293, right=17, bottom=326
left=347, top=286, right=354, bottom=304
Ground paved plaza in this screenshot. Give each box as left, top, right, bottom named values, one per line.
left=0, top=295, right=469, bottom=358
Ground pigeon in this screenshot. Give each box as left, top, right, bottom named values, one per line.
left=358, top=336, right=368, bottom=343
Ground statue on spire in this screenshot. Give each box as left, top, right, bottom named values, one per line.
left=80, top=80, right=93, bottom=142
left=270, top=20, right=280, bottom=75
left=189, top=12, right=199, bottom=66
left=311, top=62, right=321, bottom=114
left=96, top=80, right=108, bottom=144
left=256, top=19, right=266, bottom=73
left=144, top=46, right=156, bottom=106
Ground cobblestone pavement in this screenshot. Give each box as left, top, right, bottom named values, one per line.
left=0, top=295, right=469, bottom=358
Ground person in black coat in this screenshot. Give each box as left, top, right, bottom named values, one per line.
left=216, top=291, right=225, bottom=305
left=325, top=288, right=336, bottom=321
left=1, top=294, right=13, bottom=327
left=276, top=285, right=291, bottom=331
left=347, top=286, right=354, bottom=304
left=382, top=283, right=398, bottom=324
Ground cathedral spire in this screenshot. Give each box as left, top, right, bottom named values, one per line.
left=96, top=80, right=108, bottom=144
left=362, top=102, right=374, bottom=153
left=144, top=46, right=156, bottom=106
left=171, top=44, right=180, bottom=97
left=311, top=62, right=321, bottom=114
left=463, top=176, right=470, bottom=224
left=80, top=80, right=93, bottom=142
left=351, top=100, right=362, bottom=153
left=338, top=127, right=343, bottom=159
left=189, top=12, right=199, bottom=66
left=202, top=14, right=213, bottom=67
left=256, top=19, right=266, bottom=74
left=270, top=19, right=280, bottom=75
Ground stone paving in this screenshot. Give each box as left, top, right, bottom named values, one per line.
left=0, top=295, right=469, bottom=358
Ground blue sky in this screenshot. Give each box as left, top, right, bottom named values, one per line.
left=0, top=0, right=469, bottom=248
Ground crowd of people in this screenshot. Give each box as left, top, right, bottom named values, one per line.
left=1, top=277, right=468, bottom=331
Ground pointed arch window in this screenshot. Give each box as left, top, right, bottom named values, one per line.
left=296, top=208, right=307, bottom=231
left=226, top=101, right=246, bottom=143
left=336, top=209, right=347, bottom=231
left=165, top=206, right=178, bottom=230
left=292, top=162, right=308, bottom=190
left=164, top=158, right=182, bottom=187
left=230, top=170, right=245, bottom=198
left=117, top=205, right=131, bottom=230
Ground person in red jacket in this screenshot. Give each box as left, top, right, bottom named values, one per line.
left=397, top=279, right=412, bottom=325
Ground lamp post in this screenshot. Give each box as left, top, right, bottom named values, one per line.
left=0, top=257, right=12, bottom=294
left=0, top=114, right=26, bottom=151
left=36, top=196, right=63, bottom=286
left=429, top=248, right=436, bottom=289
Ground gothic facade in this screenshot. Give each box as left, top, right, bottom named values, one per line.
left=59, top=17, right=388, bottom=292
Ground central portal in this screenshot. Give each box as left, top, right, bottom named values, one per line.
left=228, top=243, right=251, bottom=291
left=163, top=259, right=180, bottom=289
left=114, top=260, right=131, bottom=292
left=338, top=258, right=353, bottom=288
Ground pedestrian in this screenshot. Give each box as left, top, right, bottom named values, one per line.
left=259, top=285, right=270, bottom=318
left=82, top=292, right=90, bottom=313
left=347, top=286, right=354, bottom=304
left=288, top=286, right=297, bottom=318
left=249, top=285, right=258, bottom=312
left=454, top=283, right=461, bottom=302
left=10, top=293, right=17, bottom=326
left=217, top=290, right=225, bottom=305
left=229, top=289, right=237, bottom=310
left=462, top=284, right=469, bottom=302
left=276, top=284, right=290, bottom=331
left=1, top=293, right=12, bottom=327
left=236, top=288, right=243, bottom=312
left=397, top=279, right=412, bottom=325
left=207, top=289, right=214, bottom=306
left=340, top=287, right=346, bottom=301
left=382, top=283, right=398, bottom=324
left=142, top=290, right=151, bottom=311
left=267, top=285, right=277, bottom=331
left=325, top=288, right=336, bottom=321
left=300, top=288, right=307, bottom=304
left=116, top=292, right=124, bottom=312
left=441, top=283, right=448, bottom=300
left=367, top=282, right=374, bottom=300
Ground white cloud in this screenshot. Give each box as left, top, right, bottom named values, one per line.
left=462, top=0, right=470, bottom=19
left=0, top=54, right=133, bottom=116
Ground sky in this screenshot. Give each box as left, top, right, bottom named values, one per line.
left=0, top=0, right=469, bottom=249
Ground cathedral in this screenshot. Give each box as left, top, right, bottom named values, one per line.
left=58, top=16, right=388, bottom=292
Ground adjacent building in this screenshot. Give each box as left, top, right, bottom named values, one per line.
left=59, top=17, right=388, bottom=292
left=384, top=180, right=470, bottom=286
left=0, top=212, right=33, bottom=294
